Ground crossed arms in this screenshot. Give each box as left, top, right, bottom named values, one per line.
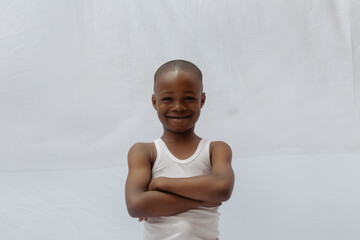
left=125, top=141, right=234, bottom=218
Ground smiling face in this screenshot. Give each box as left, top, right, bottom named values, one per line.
left=152, top=70, right=205, bottom=134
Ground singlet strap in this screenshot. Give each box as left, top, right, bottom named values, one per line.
left=204, top=139, right=212, bottom=165
left=152, top=139, right=162, bottom=172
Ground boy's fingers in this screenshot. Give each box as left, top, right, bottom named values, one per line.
left=138, top=217, right=148, bottom=222
left=202, top=201, right=222, bottom=207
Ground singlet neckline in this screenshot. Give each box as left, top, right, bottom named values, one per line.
left=158, top=138, right=204, bottom=163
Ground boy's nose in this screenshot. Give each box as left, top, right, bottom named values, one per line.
left=173, top=101, right=186, bottom=111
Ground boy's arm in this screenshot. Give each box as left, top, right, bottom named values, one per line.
left=125, top=143, right=221, bottom=218
left=149, top=141, right=234, bottom=202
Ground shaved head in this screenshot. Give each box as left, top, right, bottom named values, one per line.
left=154, top=60, right=203, bottom=90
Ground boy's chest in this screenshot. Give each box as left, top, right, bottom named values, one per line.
left=164, top=142, right=199, bottom=160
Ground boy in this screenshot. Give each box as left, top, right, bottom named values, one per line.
left=125, top=60, right=234, bottom=240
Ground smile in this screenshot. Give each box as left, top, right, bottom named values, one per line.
left=167, top=115, right=191, bottom=119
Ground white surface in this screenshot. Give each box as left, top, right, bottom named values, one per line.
left=1, top=153, right=360, bottom=240
left=1, top=0, right=359, bottom=170
left=1, top=0, right=360, bottom=239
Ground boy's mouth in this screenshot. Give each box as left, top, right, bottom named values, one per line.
left=166, top=115, right=191, bottom=119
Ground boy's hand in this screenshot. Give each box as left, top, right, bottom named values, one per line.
left=201, top=201, right=222, bottom=208
left=148, top=177, right=167, bottom=191
left=138, top=217, right=147, bottom=222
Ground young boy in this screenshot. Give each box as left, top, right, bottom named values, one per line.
left=125, top=60, right=234, bottom=240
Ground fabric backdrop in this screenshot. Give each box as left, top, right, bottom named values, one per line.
left=1, top=0, right=359, bottom=170
left=1, top=0, right=359, bottom=239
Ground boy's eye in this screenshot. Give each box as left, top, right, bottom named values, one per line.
left=161, top=97, right=172, bottom=101
left=184, top=96, right=195, bottom=100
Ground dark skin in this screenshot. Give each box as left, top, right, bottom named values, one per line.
left=125, top=70, right=235, bottom=221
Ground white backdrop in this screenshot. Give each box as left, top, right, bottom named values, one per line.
left=1, top=0, right=360, bottom=239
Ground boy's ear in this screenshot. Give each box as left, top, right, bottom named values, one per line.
left=200, top=92, right=206, bottom=108
left=152, top=94, right=157, bottom=110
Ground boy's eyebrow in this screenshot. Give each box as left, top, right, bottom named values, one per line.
left=158, top=90, right=197, bottom=95
left=159, top=91, right=174, bottom=94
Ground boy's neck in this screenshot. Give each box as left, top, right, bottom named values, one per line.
left=161, top=128, right=201, bottom=143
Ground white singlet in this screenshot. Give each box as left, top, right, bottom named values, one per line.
left=143, top=138, right=220, bottom=240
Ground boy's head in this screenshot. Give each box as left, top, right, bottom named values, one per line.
left=154, top=60, right=203, bottom=91
left=152, top=60, right=206, bottom=134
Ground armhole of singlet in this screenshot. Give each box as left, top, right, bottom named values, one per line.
left=152, top=139, right=161, bottom=173
left=205, top=139, right=212, bottom=165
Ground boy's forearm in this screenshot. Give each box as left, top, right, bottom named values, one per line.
left=127, top=190, right=203, bottom=218
left=150, top=175, right=233, bottom=202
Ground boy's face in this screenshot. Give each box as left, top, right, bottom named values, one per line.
left=152, top=70, right=205, bottom=134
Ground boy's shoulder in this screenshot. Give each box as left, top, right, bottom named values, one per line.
left=209, top=140, right=231, bottom=150
left=209, top=140, right=232, bottom=159
left=128, top=141, right=156, bottom=163
left=129, top=141, right=155, bottom=149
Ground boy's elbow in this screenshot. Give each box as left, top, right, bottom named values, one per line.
left=127, top=207, right=140, bottom=218
left=219, top=188, right=232, bottom=201
left=126, top=197, right=146, bottom=218
left=214, top=180, right=233, bottom=202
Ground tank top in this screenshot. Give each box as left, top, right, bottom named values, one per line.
left=143, top=138, right=220, bottom=240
